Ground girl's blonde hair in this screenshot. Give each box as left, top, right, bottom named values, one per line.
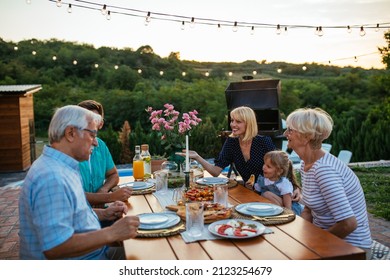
left=229, top=106, right=258, bottom=141
left=264, top=150, right=301, bottom=190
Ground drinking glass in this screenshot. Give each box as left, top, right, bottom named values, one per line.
left=185, top=202, right=204, bottom=237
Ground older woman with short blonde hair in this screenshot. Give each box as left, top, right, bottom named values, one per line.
left=285, top=107, right=372, bottom=258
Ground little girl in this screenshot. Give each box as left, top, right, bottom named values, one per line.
left=254, top=150, right=302, bottom=215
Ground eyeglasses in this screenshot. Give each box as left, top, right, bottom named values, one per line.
left=77, top=127, right=98, bottom=139
left=285, top=127, right=296, bottom=134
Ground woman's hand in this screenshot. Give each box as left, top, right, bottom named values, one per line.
left=292, top=188, right=302, bottom=202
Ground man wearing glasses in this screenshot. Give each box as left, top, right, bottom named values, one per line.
left=19, top=105, right=139, bottom=259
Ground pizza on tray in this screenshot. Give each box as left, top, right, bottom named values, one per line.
left=166, top=202, right=232, bottom=224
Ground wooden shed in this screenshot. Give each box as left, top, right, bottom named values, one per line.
left=0, top=85, right=42, bottom=172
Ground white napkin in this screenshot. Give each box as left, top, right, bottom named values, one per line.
left=181, top=224, right=274, bottom=243
left=153, top=189, right=175, bottom=208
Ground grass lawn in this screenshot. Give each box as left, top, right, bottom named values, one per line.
left=351, top=166, right=390, bottom=221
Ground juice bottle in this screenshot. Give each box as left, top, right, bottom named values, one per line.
left=141, top=144, right=151, bottom=179
left=133, top=145, right=144, bottom=180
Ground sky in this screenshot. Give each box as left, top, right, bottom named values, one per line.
left=0, top=0, right=389, bottom=69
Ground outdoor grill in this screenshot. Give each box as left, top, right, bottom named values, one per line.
left=222, top=78, right=285, bottom=149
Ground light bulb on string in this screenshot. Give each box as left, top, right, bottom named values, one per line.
left=14, top=46, right=18, bottom=51
left=228, top=72, right=233, bottom=76
left=52, top=55, right=57, bottom=61
left=276, top=24, right=281, bottom=35
left=159, top=71, right=164, bottom=76
left=347, top=25, right=352, bottom=33
left=277, top=68, right=282, bottom=73
left=138, top=69, right=142, bottom=74
left=182, top=72, right=186, bottom=77
left=94, top=64, right=99, bottom=68
left=101, top=4, right=107, bottom=16
left=205, top=72, right=209, bottom=77
left=354, top=56, right=358, bottom=62
left=26, top=0, right=31, bottom=4
left=359, top=26, right=366, bottom=36
left=284, top=26, right=288, bottom=35
left=145, top=12, right=151, bottom=26
left=67, top=4, right=72, bottom=13
left=232, top=21, right=238, bottom=32
left=318, top=26, right=324, bottom=37
left=375, top=24, right=380, bottom=32
left=190, top=17, right=195, bottom=28
left=252, top=70, right=257, bottom=75
left=217, top=23, right=221, bottom=30
left=250, top=26, right=255, bottom=35
left=314, top=27, right=319, bottom=36
left=114, top=65, right=119, bottom=70
left=302, top=66, right=307, bottom=71
left=56, top=0, right=62, bottom=8
left=73, top=60, right=78, bottom=65
left=106, top=11, right=111, bottom=20
left=32, top=51, right=36, bottom=55
left=181, top=21, right=185, bottom=30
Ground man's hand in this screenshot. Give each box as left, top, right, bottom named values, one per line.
left=102, top=201, right=128, bottom=221
left=110, top=187, right=132, bottom=202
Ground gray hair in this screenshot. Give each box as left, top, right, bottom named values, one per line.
left=48, top=105, right=101, bottom=143
left=286, top=107, right=333, bottom=149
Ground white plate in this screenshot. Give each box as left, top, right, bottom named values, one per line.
left=139, top=213, right=169, bottom=225
left=208, top=219, right=265, bottom=239
left=119, top=181, right=154, bottom=190
left=196, top=177, right=229, bottom=185
left=235, top=202, right=284, bottom=217
left=137, top=213, right=181, bottom=230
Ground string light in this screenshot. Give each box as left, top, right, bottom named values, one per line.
left=181, top=21, right=185, bottom=30
left=67, top=4, right=72, bottom=13
left=228, top=72, right=233, bottom=76
left=60, top=0, right=389, bottom=38
left=114, top=65, right=118, bottom=69
left=94, top=64, right=99, bottom=68
left=276, top=24, right=281, bottom=35
left=25, top=0, right=31, bottom=4
left=182, top=72, right=186, bottom=76
left=106, top=10, right=111, bottom=20
left=138, top=69, right=142, bottom=74
left=302, top=66, right=307, bottom=71
left=145, top=12, right=151, bottom=26
left=14, top=46, right=18, bottom=51
left=190, top=17, right=195, bottom=28
left=205, top=71, right=209, bottom=77
left=159, top=71, right=164, bottom=76
left=277, top=68, right=282, bottom=73
left=354, top=56, right=358, bottom=62
left=252, top=70, right=257, bottom=75
left=32, top=51, right=36, bottom=55
left=73, top=60, right=78, bottom=65
left=232, top=21, right=238, bottom=32
left=52, top=55, right=57, bottom=61
left=347, top=25, right=352, bottom=33
left=359, top=26, right=366, bottom=36
left=317, top=26, right=324, bottom=37
left=101, top=4, right=107, bottom=16
left=250, top=26, right=255, bottom=35
left=56, top=0, right=62, bottom=8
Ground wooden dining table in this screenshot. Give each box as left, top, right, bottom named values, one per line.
left=121, top=176, right=365, bottom=260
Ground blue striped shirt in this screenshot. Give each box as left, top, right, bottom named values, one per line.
left=301, top=152, right=372, bottom=249
left=19, top=145, right=108, bottom=259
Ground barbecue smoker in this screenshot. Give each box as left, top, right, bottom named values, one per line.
left=222, top=78, right=285, bottom=150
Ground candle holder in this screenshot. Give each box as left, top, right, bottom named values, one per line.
left=184, top=171, right=190, bottom=190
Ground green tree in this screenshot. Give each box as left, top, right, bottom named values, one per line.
left=379, top=30, right=390, bottom=69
